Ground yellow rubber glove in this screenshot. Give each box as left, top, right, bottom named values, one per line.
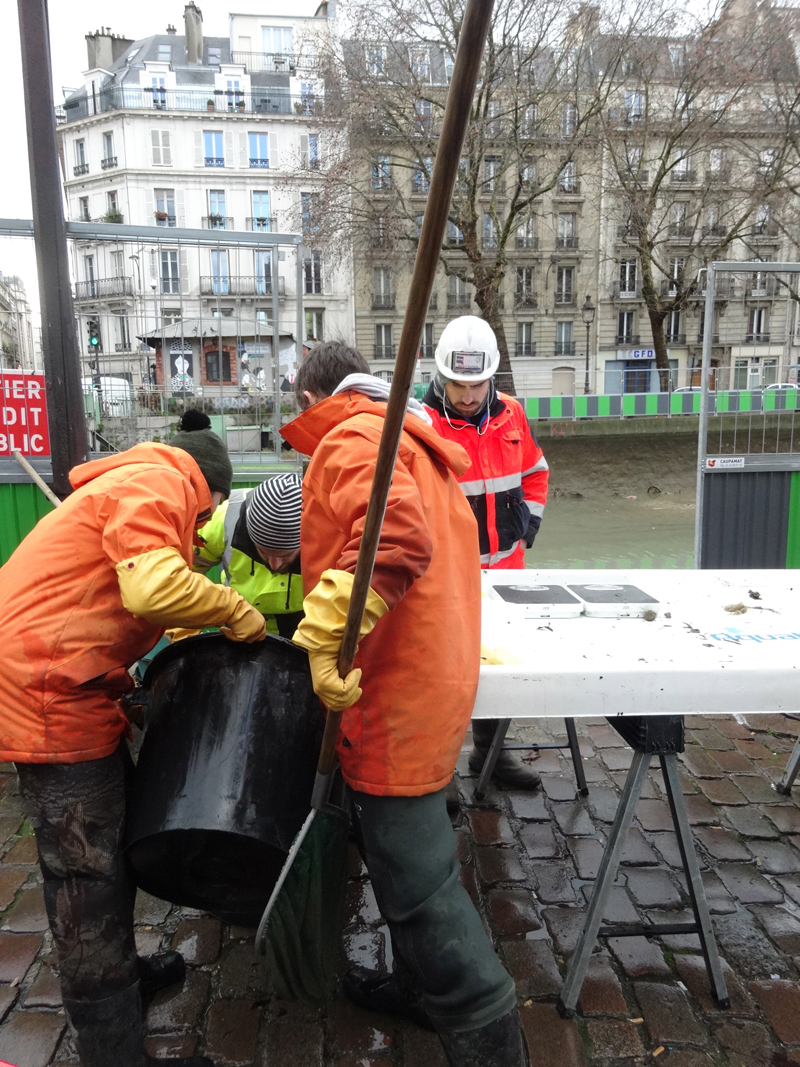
left=117, top=546, right=266, bottom=643
left=292, top=569, right=388, bottom=712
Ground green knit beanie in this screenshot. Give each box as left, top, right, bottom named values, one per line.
left=170, top=429, right=233, bottom=497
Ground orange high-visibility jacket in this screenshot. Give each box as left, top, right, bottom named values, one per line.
left=0, top=443, right=212, bottom=764
left=423, top=388, right=549, bottom=568
left=281, top=392, right=481, bottom=797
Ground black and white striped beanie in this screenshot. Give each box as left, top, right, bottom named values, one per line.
left=245, top=473, right=303, bottom=550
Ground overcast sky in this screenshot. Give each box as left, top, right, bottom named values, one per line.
left=1, top=0, right=319, bottom=316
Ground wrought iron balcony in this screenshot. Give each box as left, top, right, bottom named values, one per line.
left=557, top=181, right=581, bottom=195
left=428, top=294, right=438, bottom=310
left=696, top=333, right=720, bottom=344
left=666, top=333, right=686, bottom=344
left=660, top=281, right=680, bottom=297
left=515, top=234, right=538, bottom=250
left=249, top=158, right=270, bottom=168
left=668, top=224, right=693, bottom=239
left=419, top=344, right=435, bottom=358
left=374, top=345, right=395, bottom=359
left=615, top=334, right=640, bottom=345
left=705, top=167, right=731, bottom=183
left=616, top=225, right=636, bottom=239
left=556, top=236, right=579, bottom=249
left=671, top=170, right=697, bottom=184
left=204, top=157, right=225, bottom=167
left=74, top=278, right=133, bottom=300
left=230, top=50, right=318, bottom=73
left=554, top=341, right=576, bottom=355
left=702, top=225, right=727, bottom=238
left=372, top=293, right=396, bottom=309
left=515, top=342, right=536, bottom=356
left=752, top=224, right=780, bottom=239
left=73, top=163, right=89, bottom=176
left=101, top=156, right=118, bottom=170
left=748, top=276, right=777, bottom=297
left=614, top=284, right=640, bottom=299
left=515, top=292, right=537, bottom=308
left=745, top=332, right=771, bottom=343
left=202, top=216, right=233, bottom=230
left=115, top=343, right=132, bottom=352
left=447, top=294, right=471, bottom=308
left=61, top=89, right=328, bottom=123
left=247, top=216, right=277, bottom=232
left=199, top=275, right=286, bottom=296
left=554, top=292, right=576, bottom=306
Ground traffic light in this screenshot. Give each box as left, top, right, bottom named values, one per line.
left=87, top=320, right=101, bottom=352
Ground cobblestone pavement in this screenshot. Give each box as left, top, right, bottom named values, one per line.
left=1, top=714, right=800, bottom=1067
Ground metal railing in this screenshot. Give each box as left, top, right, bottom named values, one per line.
left=668, top=224, right=694, bottom=238
left=705, top=167, right=731, bottom=183
left=374, top=345, right=395, bottom=359
left=61, top=88, right=328, bottom=121
left=515, top=234, right=538, bottom=250
left=199, top=275, right=286, bottom=296
left=204, top=157, right=225, bottom=168
left=515, top=293, right=537, bottom=308
left=230, top=50, right=319, bottom=73
left=744, top=332, right=771, bottom=343
left=372, top=293, right=396, bottom=309
left=615, top=333, right=640, bottom=345
left=73, top=163, right=89, bottom=176
left=249, top=158, right=270, bottom=169
left=666, top=332, right=686, bottom=344
left=420, top=344, right=435, bottom=358
left=247, top=217, right=277, bottom=232
left=447, top=294, right=471, bottom=308
left=554, top=292, right=576, bottom=306
left=614, top=284, right=640, bottom=299
left=100, top=156, right=117, bottom=170
left=514, top=342, right=536, bottom=357
left=74, top=278, right=134, bottom=300
left=702, top=225, right=728, bottom=238
left=202, top=216, right=233, bottom=230
left=554, top=341, right=576, bottom=355
left=697, top=333, right=720, bottom=344
left=556, top=236, right=579, bottom=249
left=671, top=170, right=697, bottom=184
left=557, top=181, right=581, bottom=195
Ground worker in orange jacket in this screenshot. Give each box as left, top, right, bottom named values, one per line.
left=423, top=317, right=549, bottom=792
left=282, top=341, right=526, bottom=1067
left=0, top=431, right=265, bottom=1067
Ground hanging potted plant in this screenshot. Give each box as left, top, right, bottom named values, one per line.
left=154, top=209, right=169, bottom=222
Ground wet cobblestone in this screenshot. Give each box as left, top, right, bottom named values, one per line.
left=0, top=714, right=799, bottom=1065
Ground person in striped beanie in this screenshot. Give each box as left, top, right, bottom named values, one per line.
left=194, top=473, right=304, bottom=638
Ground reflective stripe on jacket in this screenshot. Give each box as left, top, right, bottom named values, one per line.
left=196, top=488, right=303, bottom=635
left=423, top=389, right=549, bottom=568
left=281, top=392, right=481, bottom=797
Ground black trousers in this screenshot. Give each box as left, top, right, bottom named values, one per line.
left=16, top=744, right=138, bottom=1001
left=350, top=786, right=516, bottom=1033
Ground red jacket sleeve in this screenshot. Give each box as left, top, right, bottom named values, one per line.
left=515, top=403, right=549, bottom=521
left=308, top=422, right=432, bottom=609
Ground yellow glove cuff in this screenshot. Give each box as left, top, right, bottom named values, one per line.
left=117, top=545, right=240, bottom=629
left=293, top=569, right=388, bottom=656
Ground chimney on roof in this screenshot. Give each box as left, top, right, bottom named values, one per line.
left=85, top=27, right=134, bottom=70
left=166, top=24, right=177, bottom=34
left=184, top=3, right=204, bottom=65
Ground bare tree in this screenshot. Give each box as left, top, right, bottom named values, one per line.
left=599, top=1, right=799, bottom=388
left=302, top=0, right=656, bottom=392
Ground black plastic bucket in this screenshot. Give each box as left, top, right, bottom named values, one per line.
left=125, top=632, right=323, bottom=925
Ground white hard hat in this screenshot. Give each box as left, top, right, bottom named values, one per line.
left=434, top=316, right=500, bottom=382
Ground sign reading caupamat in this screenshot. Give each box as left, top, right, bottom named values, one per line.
left=0, top=371, right=50, bottom=457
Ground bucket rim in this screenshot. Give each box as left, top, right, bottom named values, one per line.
left=141, top=630, right=308, bottom=690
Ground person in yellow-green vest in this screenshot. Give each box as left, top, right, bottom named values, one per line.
left=194, top=473, right=304, bottom=637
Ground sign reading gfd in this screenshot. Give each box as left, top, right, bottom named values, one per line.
left=0, top=372, right=50, bottom=457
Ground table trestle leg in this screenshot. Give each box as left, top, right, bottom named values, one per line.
left=776, top=734, right=800, bottom=796
left=474, top=718, right=512, bottom=801
left=660, top=754, right=730, bottom=1009
left=557, top=750, right=652, bottom=1018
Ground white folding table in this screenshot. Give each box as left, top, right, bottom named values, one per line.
left=475, top=569, right=800, bottom=1016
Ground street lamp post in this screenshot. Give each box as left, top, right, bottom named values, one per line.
left=582, top=294, right=596, bottom=395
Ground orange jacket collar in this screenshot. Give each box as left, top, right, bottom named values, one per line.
left=69, top=442, right=214, bottom=524
left=281, top=392, right=471, bottom=477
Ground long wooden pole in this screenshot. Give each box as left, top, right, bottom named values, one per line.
left=315, top=0, right=495, bottom=777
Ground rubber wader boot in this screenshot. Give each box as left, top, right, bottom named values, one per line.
left=342, top=965, right=435, bottom=1031
left=438, top=1007, right=528, bottom=1067
left=139, top=950, right=186, bottom=1004
left=468, top=720, right=541, bottom=791
left=64, top=982, right=214, bottom=1067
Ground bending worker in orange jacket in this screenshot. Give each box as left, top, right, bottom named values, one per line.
left=424, top=316, right=550, bottom=792
left=0, top=431, right=265, bottom=1067
left=282, top=341, right=526, bottom=1067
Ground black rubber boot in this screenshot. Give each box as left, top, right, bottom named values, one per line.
left=469, top=720, right=541, bottom=791
left=444, top=777, right=460, bottom=815
left=139, top=950, right=186, bottom=1004
left=438, top=1008, right=528, bottom=1067
left=342, top=965, right=435, bottom=1031
left=64, top=982, right=213, bottom=1067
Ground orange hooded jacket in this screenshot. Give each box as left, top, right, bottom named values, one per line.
left=0, top=443, right=213, bottom=764
left=281, top=392, right=481, bottom=797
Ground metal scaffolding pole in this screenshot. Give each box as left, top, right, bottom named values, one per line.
left=17, top=0, right=89, bottom=495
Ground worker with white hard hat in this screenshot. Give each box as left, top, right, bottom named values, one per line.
left=424, top=316, right=550, bottom=792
